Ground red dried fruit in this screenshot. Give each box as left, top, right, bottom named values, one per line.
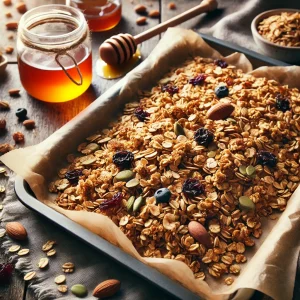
left=182, top=178, right=204, bottom=197
left=0, top=263, right=14, bottom=284
left=161, top=84, right=179, bottom=95
left=214, top=59, right=228, bottom=68
left=257, top=151, right=277, bottom=168
left=194, top=128, right=214, bottom=147
left=113, top=150, right=134, bottom=169
left=134, top=107, right=150, bottom=122
left=189, top=74, right=207, bottom=86
left=275, top=94, right=290, bottom=112
left=65, top=169, right=82, bottom=185
left=12, top=132, right=24, bottom=143
left=99, top=192, right=123, bottom=212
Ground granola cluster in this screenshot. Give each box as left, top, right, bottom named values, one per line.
left=257, top=12, right=300, bottom=47
left=50, top=57, right=300, bottom=283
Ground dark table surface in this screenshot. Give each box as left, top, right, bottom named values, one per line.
left=0, top=0, right=299, bottom=299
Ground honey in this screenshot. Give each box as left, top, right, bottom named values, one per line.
left=96, top=49, right=141, bottom=79
left=70, top=0, right=122, bottom=32
left=17, top=5, right=92, bottom=102
left=18, top=51, right=92, bottom=103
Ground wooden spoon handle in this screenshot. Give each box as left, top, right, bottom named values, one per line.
left=134, top=0, right=218, bottom=44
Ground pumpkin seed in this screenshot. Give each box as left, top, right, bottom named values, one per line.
left=38, top=257, right=49, bottom=269
left=126, top=196, right=135, bottom=212
left=115, top=170, right=134, bottom=182
left=57, top=285, right=68, bottom=293
left=24, top=271, right=36, bottom=281
left=239, top=165, right=247, bottom=175
left=55, top=275, right=66, bottom=284
left=47, top=249, right=56, bottom=257
left=174, top=122, right=185, bottom=136
left=246, top=165, right=256, bottom=176
left=86, top=143, right=99, bottom=152
left=18, top=248, right=30, bottom=256
left=239, top=196, right=255, bottom=211
left=81, top=156, right=96, bottom=165
left=207, top=151, right=216, bottom=158
left=126, top=178, right=139, bottom=188
left=133, top=196, right=144, bottom=212
left=9, top=245, right=21, bottom=252
left=71, top=284, right=88, bottom=297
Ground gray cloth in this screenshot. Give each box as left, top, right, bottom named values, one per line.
left=1, top=1, right=300, bottom=299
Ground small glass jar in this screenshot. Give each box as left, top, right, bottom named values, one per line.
left=69, top=0, right=122, bottom=32
left=17, top=5, right=92, bottom=103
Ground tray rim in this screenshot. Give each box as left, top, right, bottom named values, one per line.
left=13, top=34, right=289, bottom=300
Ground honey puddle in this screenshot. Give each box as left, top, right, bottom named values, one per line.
left=96, top=49, right=142, bottom=79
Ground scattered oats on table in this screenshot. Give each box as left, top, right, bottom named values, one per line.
left=50, top=56, right=300, bottom=281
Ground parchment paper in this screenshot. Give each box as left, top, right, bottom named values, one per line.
left=1, top=28, right=300, bottom=300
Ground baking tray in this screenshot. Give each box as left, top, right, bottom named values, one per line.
left=14, top=34, right=290, bottom=300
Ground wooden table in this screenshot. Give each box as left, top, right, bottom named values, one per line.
left=0, top=1, right=299, bottom=299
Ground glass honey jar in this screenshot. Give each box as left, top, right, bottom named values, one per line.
left=17, top=5, right=92, bottom=103
left=69, top=0, right=122, bottom=32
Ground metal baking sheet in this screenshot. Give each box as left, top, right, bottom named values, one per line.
left=14, top=34, right=289, bottom=300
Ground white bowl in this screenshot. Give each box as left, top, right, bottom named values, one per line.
left=251, top=9, right=300, bottom=64
left=0, top=54, right=8, bottom=76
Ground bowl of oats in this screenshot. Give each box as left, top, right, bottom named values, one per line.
left=251, top=9, right=300, bottom=64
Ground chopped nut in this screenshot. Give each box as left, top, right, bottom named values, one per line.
left=136, top=16, right=147, bottom=25
left=0, top=143, right=14, bottom=154
left=224, top=276, right=234, bottom=285
left=13, top=132, right=25, bottom=143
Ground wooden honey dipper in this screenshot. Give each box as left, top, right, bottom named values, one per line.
left=99, top=0, right=218, bottom=65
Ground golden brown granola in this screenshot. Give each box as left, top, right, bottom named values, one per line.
left=50, top=57, right=300, bottom=280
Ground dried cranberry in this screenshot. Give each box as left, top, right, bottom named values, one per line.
left=214, top=59, right=228, bottom=68
left=194, top=128, right=214, bottom=147
left=161, top=84, right=179, bottom=95
left=257, top=151, right=277, bottom=168
left=0, top=263, right=14, bottom=284
left=99, top=192, right=123, bottom=212
left=134, top=107, right=150, bottom=122
left=189, top=74, right=207, bottom=86
left=182, top=178, right=204, bottom=197
left=65, top=169, right=82, bottom=185
left=113, top=150, right=134, bottom=169
left=275, top=94, right=290, bottom=112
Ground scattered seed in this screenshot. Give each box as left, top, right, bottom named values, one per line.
left=24, top=271, right=36, bottom=281
left=246, top=165, right=256, bottom=176
left=207, top=151, right=216, bottom=158
left=38, top=258, right=49, bottom=269
left=57, top=285, right=68, bottom=293
left=136, top=16, right=147, bottom=25
left=133, top=196, right=144, bottom=212
left=0, top=228, right=6, bottom=238
left=174, top=122, right=185, bottom=136
left=42, top=240, right=56, bottom=252
left=239, top=165, right=247, bottom=175
left=18, top=248, right=30, bottom=256
left=55, top=275, right=66, bottom=284
left=71, top=284, right=87, bottom=297
left=115, top=170, right=134, bottom=182
left=0, top=186, right=5, bottom=193
left=125, top=178, right=139, bottom=188
left=46, top=249, right=56, bottom=257
left=126, top=196, right=135, bottom=212
left=239, top=196, right=255, bottom=211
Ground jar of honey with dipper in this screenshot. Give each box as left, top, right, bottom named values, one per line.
left=68, top=0, right=122, bottom=32
left=17, top=5, right=92, bottom=103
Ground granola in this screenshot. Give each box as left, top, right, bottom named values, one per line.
left=257, top=12, right=300, bottom=47
left=50, top=57, right=300, bottom=280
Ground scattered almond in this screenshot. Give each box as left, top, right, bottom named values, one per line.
left=168, top=2, right=176, bottom=10
left=0, top=119, right=6, bottom=130
left=5, top=46, right=13, bottom=54
left=8, top=88, right=20, bottom=96
left=136, top=16, right=147, bottom=25
left=23, top=119, right=35, bottom=129
left=188, top=221, right=212, bottom=248
left=5, top=21, right=18, bottom=30
left=149, top=9, right=160, bottom=18
left=6, top=222, right=28, bottom=240
left=13, top=131, right=25, bottom=143
left=0, top=143, right=14, bottom=154
left=0, top=101, right=10, bottom=110
left=207, top=102, right=235, bottom=120
left=3, top=0, right=12, bottom=6
left=134, top=4, right=147, bottom=14
left=16, top=2, right=27, bottom=14
left=93, top=279, right=121, bottom=298
left=5, top=12, right=12, bottom=18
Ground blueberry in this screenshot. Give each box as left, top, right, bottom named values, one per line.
left=154, top=188, right=171, bottom=203
left=16, top=108, right=27, bottom=120
left=215, top=86, right=229, bottom=98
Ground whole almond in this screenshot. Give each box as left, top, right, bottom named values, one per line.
left=168, top=2, right=176, bottom=10
left=93, top=279, right=121, bottom=298
left=207, top=102, right=235, bottom=120
left=136, top=16, right=147, bottom=25
left=5, top=46, right=13, bottom=54
left=5, top=12, right=12, bottom=18
left=16, top=2, right=27, bottom=14
left=9, top=88, right=20, bottom=96
left=6, top=222, right=28, bottom=240
left=188, top=221, right=212, bottom=248
left=23, top=119, right=35, bottom=129
left=3, top=0, right=12, bottom=6
left=149, top=9, right=160, bottom=18
left=6, top=21, right=18, bottom=30
left=134, top=4, right=147, bottom=14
